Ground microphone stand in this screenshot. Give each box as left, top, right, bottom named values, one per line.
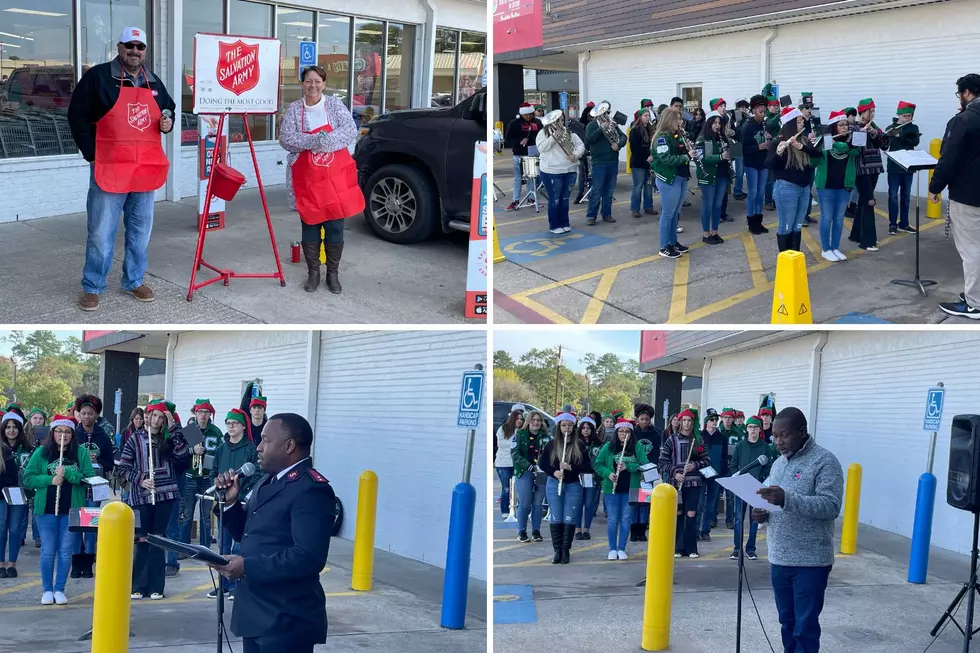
left=215, top=488, right=227, bottom=653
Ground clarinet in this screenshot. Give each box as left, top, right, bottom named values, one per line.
left=680, top=133, right=706, bottom=177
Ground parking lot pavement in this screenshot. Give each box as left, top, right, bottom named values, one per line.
left=0, top=532, right=486, bottom=653
left=0, top=185, right=474, bottom=325
left=492, top=155, right=970, bottom=325
left=492, top=481, right=976, bottom=652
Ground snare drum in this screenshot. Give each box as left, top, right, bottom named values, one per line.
left=521, top=156, right=541, bottom=179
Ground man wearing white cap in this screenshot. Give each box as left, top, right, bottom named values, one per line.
left=68, top=27, right=176, bottom=312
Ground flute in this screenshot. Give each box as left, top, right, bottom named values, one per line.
left=612, top=432, right=629, bottom=485
left=675, top=433, right=696, bottom=503
left=54, top=433, right=65, bottom=516
left=557, top=436, right=569, bottom=496
left=148, top=431, right=156, bottom=506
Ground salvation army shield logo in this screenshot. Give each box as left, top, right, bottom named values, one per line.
left=311, top=151, right=335, bottom=167
left=217, top=39, right=260, bottom=96
left=128, top=102, right=151, bottom=131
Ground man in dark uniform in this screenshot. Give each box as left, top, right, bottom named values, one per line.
left=210, top=413, right=336, bottom=653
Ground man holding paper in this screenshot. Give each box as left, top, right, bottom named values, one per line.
left=752, top=407, right=843, bottom=653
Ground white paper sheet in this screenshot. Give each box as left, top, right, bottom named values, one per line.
left=83, top=476, right=109, bottom=485
left=823, top=134, right=833, bottom=150
left=851, top=131, right=868, bottom=147
left=885, top=149, right=938, bottom=171
left=2, top=487, right=25, bottom=505
left=716, top=474, right=783, bottom=512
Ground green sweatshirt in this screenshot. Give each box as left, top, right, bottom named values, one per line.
left=651, top=132, right=691, bottom=185
left=187, top=421, right=224, bottom=480
left=593, top=441, right=649, bottom=495
left=210, top=434, right=259, bottom=497
left=511, top=428, right=553, bottom=478
left=811, top=141, right=861, bottom=190
left=585, top=120, right=627, bottom=165
left=22, top=446, right=96, bottom=515
left=695, top=136, right=731, bottom=185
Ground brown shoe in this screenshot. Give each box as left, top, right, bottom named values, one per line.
left=128, top=285, right=155, bottom=302
left=644, top=207, right=659, bottom=216
left=79, top=293, right=100, bottom=311
left=631, top=211, right=642, bottom=218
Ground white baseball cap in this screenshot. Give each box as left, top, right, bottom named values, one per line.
left=120, top=27, right=147, bottom=46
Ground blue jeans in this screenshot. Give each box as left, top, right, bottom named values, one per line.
left=0, top=501, right=26, bottom=563
left=765, top=175, right=775, bottom=205
left=576, top=484, right=601, bottom=528
left=540, top=171, right=576, bottom=230
left=83, top=164, right=155, bottom=295
left=849, top=187, right=859, bottom=205
left=745, top=167, right=769, bottom=216
left=545, top=477, right=582, bottom=524
left=771, top=564, right=832, bottom=653
left=733, top=157, right=745, bottom=195
left=774, top=180, right=809, bottom=235
left=887, top=172, right=913, bottom=228
left=698, top=479, right=721, bottom=535
left=725, top=490, right=735, bottom=525
left=816, top=189, right=850, bottom=251
left=603, top=492, right=631, bottom=552
left=511, top=155, right=523, bottom=202
left=72, top=499, right=99, bottom=555
left=219, top=527, right=241, bottom=591
left=630, top=502, right=650, bottom=525
left=587, top=162, right=617, bottom=219
left=733, top=498, right=758, bottom=554
left=167, top=474, right=187, bottom=569
left=631, top=167, right=654, bottom=211
left=496, top=466, right=514, bottom=516
left=37, top=514, right=72, bottom=593
left=181, top=477, right=212, bottom=548
left=515, top=470, right=545, bottom=533
left=700, top=177, right=729, bottom=232
left=656, top=176, right=688, bottom=249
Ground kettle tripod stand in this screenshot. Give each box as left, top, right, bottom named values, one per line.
left=931, top=510, right=980, bottom=652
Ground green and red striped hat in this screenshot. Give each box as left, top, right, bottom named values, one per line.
left=857, top=98, right=875, bottom=113
left=250, top=396, right=268, bottom=409
left=897, top=101, right=916, bottom=116
left=710, top=98, right=726, bottom=111
left=745, top=416, right=763, bottom=428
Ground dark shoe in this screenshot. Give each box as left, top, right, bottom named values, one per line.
left=518, top=530, right=530, bottom=543
left=756, top=215, right=770, bottom=233
left=726, top=521, right=734, bottom=530
left=81, top=555, right=94, bottom=579
left=324, top=243, right=344, bottom=294
left=165, top=566, right=179, bottom=578
left=631, top=211, right=642, bottom=218
left=721, top=214, right=735, bottom=223
left=601, top=216, right=616, bottom=223
left=673, top=242, right=690, bottom=254
left=630, top=524, right=640, bottom=542
left=127, top=285, right=155, bottom=302
left=0, top=568, right=7, bottom=578
left=734, top=193, right=747, bottom=201
left=637, top=526, right=648, bottom=542
left=791, top=231, right=802, bottom=252
left=70, top=555, right=82, bottom=579
left=34, top=540, right=40, bottom=548
left=505, top=202, right=519, bottom=211
left=561, top=524, right=576, bottom=564
left=701, top=532, right=712, bottom=542
left=747, top=214, right=763, bottom=235
left=765, top=202, right=776, bottom=212
left=899, top=224, right=918, bottom=234
left=79, top=293, right=100, bottom=311
left=644, top=207, right=658, bottom=216
left=659, top=246, right=680, bottom=259
left=939, top=301, right=980, bottom=320
left=702, top=236, right=716, bottom=245
left=712, top=234, right=725, bottom=244
left=804, top=215, right=816, bottom=225
left=777, top=233, right=792, bottom=252
left=573, top=195, right=584, bottom=205
left=747, top=552, right=758, bottom=560
left=574, top=532, right=584, bottom=540
left=888, top=225, right=898, bottom=235
left=301, top=241, right=321, bottom=293
left=532, top=530, right=544, bottom=542
left=960, top=292, right=967, bottom=303
left=586, top=218, right=597, bottom=226
left=6, top=567, right=16, bottom=578
left=730, top=551, right=740, bottom=560
left=582, top=531, right=591, bottom=540
left=683, top=200, right=692, bottom=208
left=550, top=523, right=563, bottom=564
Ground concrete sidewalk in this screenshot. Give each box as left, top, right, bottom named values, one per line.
left=0, top=531, right=486, bottom=653
left=0, top=186, right=474, bottom=324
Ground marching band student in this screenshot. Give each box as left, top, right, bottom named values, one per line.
left=504, top=103, right=543, bottom=212
left=631, top=404, right=661, bottom=542
left=584, top=102, right=626, bottom=226
left=886, top=102, right=921, bottom=235
left=696, top=112, right=732, bottom=245
left=659, top=409, right=710, bottom=558
left=844, top=107, right=860, bottom=216
left=575, top=417, right=603, bottom=541
left=760, top=408, right=775, bottom=443
left=594, top=419, right=648, bottom=560
left=651, top=107, right=693, bottom=259
left=768, top=107, right=822, bottom=252
left=799, top=93, right=818, bottom=226
left=538, top=110, right=585, bottom=234
left=248, top=396, right=268, bottom=443
left=571, top=102, right=595, bottom=205
left=512, top=410, right=551, bottom=544
left=720, top=408, right=741, bottom=529
left=494, top=405, right=524, bottom=519
left=534, top=104, right=546, bottom=119
left=22, top=415, right=95, bottom=605
left=729, top=416, right=776, bottom=560
left=687, top=107, right=706, bottom=142
left=117, top=402, right=190, bottom=600
left=741, top=95, right=773, bottom=235
left=71, top=395, right=115, bottom=580
left=731, top=99, right=750, bottom=200
left=1, top=413, right=32, bottom=577
left=764, top=96, right=782, bottom=212
left=813, top=110, right=861, bottom=262
left=538, top=413, right=589, bottom=564
left=849, top=98, right=890, bottom=251
left=665, top=413, right=680, bottom=436
left=629, top=108, right=657, bottom=219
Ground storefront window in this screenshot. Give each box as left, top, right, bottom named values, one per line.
left=458, top=31, right=485, bottom=102
left=81, top=0, right=150, bottom=69
left=432, top=28, right=456, bottom=108
left=181, top=0, right=223, bottom=146
left=0, top=0, right=75, bottom=158
left=352, top=19, right=382, bottom=127
left=229, top=0, right=273, bottom=141
left=317, top=14, right=351, bottom=106
left=276, top=8, right=313, bottom=131
left=385, top=23, right=415, bottom=112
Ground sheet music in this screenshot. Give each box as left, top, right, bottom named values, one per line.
left=716, top=474, right=783, bottom=512
left=851, top=131, right=868, bottom=147
left=885, top=149, right=938, bottom=170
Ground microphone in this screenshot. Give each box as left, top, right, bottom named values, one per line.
left=734, top=455, right=769, bottom=476
left=201, top=462, right=256, bottom=497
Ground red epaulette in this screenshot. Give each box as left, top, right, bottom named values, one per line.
left=307, top=468, right=329, bottom=483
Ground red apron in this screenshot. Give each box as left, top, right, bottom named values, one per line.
left=291, top=103, right=365, bottom=224
left=94, top=67, right=169, bottom=193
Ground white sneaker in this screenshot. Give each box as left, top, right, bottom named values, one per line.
left=865, top=245, right=879, bottom=252
left=676, top=226, right=684, bottom=233
left=821, top=250, right=838, bottom=262
left=689, top=552, right=700, bottom=558
left=549, top=228, right=564, bottom=235
left=562, top=226, right=572, bottom=233
left=149, top=593, right=165, bottom=600
left=54, top=591, right=67, bottom=605
left=41, top=591, right=54, bottom=605
left=501, top=513, right=509, bottom=520
left=607, top=550, right=618, bottom=560
left=833, top=249, right=847, bottom=261
left=617, top=550, right=628, bottom=560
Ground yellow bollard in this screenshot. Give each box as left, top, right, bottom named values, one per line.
left=841, top=462, right=862, bottom=555
left=625, top=126, right=632, bottom=174
left=771, top=251, right=813, bottom=324
left=927, top=138, right=943, bottom=219
left=319, top=226, right=326, bottom=264
left=351, top=470, right=379, bottom=591
left=641, top=483, right=678, bottom=652
left=91, top=501, right=135, bottom=653
left=493, top=224, right=505, bottom=263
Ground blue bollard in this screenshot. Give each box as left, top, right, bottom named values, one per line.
left=440, top=482, right=476, bottom=629
left=908, top=472, right=937, bottom=584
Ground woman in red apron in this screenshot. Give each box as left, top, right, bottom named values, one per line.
left=279, top=65, right=362, bottom=294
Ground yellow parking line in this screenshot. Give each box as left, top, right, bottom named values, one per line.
left=69, top=590, right=94, bottom=604
left=799, top=226, right=823, bottom=257
left=494, top=542, right=532, bottom=554
left=668, top=253, right=691, bottom=322
left=0, top=580, right=40, bottom=595
left=508, top=294, right=574, bottom=324
left=741, top=233, right=768, bottom=289
left=0, top=591, right=361, bottom=613
left=581, top=270, right=620, bottom=324
left=171, top=581, right=218, bottom=601
left=505, top=541, right=612, bottom=567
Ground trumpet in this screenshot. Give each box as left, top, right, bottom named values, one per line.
left=591, top=101, right=622, bottom=149
left=541, top=109, right=577, bottom=159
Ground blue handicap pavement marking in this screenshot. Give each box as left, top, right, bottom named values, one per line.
left=494, top=585, right=538, bottom=624
left=498, top=230, right=614, bottom=264
left=833, top=312, right=892, bottom=324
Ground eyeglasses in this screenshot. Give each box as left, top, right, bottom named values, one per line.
left=122, top=42, right=146, bottom=51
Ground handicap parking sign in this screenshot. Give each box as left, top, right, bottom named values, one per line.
left=299, top=41, right=317, bottom=80
left=457, top=371, right=485, bottom=428
left=923, top=387, right=945, bottom=432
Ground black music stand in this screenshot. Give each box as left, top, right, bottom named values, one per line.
left=887, top=150, right=939, bottom=296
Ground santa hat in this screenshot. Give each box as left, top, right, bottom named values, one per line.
left=709, top=98, right=725, bottom=111
left=250, top=396, right=268, bottom=409
left=50, top=415, right=77, bottom=431
left=780, top=106, right=802, bottom=125
left=706, top=110, right=720, bottom=120
left=518, top=102, right=534, bottom=115
left=745, top=416, right=763, bottom=428
left=1, top=411, right=23, bottom=425
left=585, top=101, right=595, bottom=109
left=578, top=416, right=596, bottom=429
left=678, top=409, right=696, bottom=421
left=555, top=412, right=576, bottom=425
left=827, top=109, right=847, bottom=125
left=897, top=101, right=916, bottom=116
left=614, top=419, right=634, bottom=432
left=192, top=399, right=215, bottom=414
left=857, top=98, right=875, bottom=114
left=510, top=404, right=526, bottom=414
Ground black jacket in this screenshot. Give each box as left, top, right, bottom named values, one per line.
left=75, top=422, right=115, bottom=475
left=885, top=121, right=921, bottom=174
left=505, top=116, right=543, bottom=156
left=633, top=425, right=663, bottom=464
left=0, top=448, right=17, bottom=491
left=223, top=458, right=336, bottom=643
left=766, top=139, right=821, bottom=187
left=567, top=120, right=588, bottom=153
left=741, top=118, right=769, bottom=170
left=67, top=57, right=176, bottom=162
left=929, top=98, right=980, bottom=207
left=629, top=125, right=653, bottom=169
left=537, top=439, right=591, bottom=479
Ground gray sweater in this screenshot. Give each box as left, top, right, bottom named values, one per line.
left=765, top=436, right=844, bottom=567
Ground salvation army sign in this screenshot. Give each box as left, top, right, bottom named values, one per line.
left=128, top=102, right=151, bottom=131
left=193, top=33, right=281, bottom=114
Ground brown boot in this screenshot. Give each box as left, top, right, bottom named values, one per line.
left=324, top=243, right=344, bottom=294
left=301, top=241, right=321, bottom=292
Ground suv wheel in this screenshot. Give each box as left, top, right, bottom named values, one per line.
left=363, top=164, right=437, bottom=244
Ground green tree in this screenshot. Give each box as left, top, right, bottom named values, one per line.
left=493, top=369, right=537, bottom=405
left=9, top=330, right=63, bottom=369
left=493, top=350, right=516, bottom=372
left=582, top=352, right=625, bottom=385
left=16, top=372, right=74, bottom=418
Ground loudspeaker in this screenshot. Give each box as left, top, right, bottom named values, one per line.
left=948, top=414, right=980, bottom=511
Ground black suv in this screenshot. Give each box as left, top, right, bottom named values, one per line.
left=354, top=88, right=486, bottom=244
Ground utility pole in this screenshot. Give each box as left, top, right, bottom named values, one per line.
left=585, top=375, right=591, bottom=414
left=552, top=345, right=562, bottom=414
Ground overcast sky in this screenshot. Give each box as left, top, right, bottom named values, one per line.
left=0, top=330, right=82, bottom=357
left=494, top=330, right=641, bottom=372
